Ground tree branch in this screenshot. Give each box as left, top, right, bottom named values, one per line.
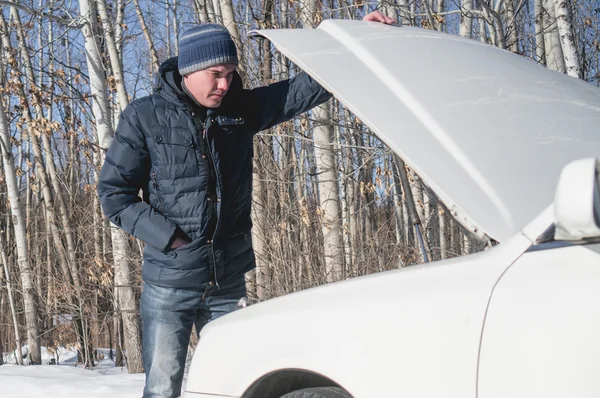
left=0, top=1, right=79, bottom=27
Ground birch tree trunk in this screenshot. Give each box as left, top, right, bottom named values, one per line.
left=212, top=0, right=223, bottom=23
left=0, top=91, right=41, bottom=365
left=115, top=0, right=126, bottom=54
left=291, top=138, right=312, bottom=285
left=205, top=0, right=218, bottom=23
left=220, top=0, right=246, bottom=79
left=133, top=0, right=161, bottom=72
left=0, top=12, right=41, bottom=364
left=478, top=15, right=488, bottom=43
left=534, top=0, right=547, bottom=64
left=220, top=0, right=243, bottom=54
left=0, top=235, right=23, bottom=365
left=252, top=141, right=271, bottom=300
left=459, top=0, right=474, bottom=38
left=463, top=233, right=472, bottom=255
left=79, top=0, right=143, bottom=373
left=79, top=0, right=114, bottom=150
left=251, top=0, right=276, bottom=300
left=398, top=0, right=411, bottom=25
left=504, top=0, right=519, bottom=52
left=111, top=232, right=143, bottom=372
left=313, top=111, right=345, bottom=278
left=554, top=0, right=582, bottom=78
left=392, top=157, right=405, bottom=267
left=436, top=0, right=446, bottom=32
left=543, top=0, right=567, bottom=72
left=394, top=155, right=429, bottom=264
left=97, top=0, right=130, bottom=112
left=439, top=205, right=447, bottom=260
left=339, top=121, right=354, bottom=273
left=193, top=0, right=210, bottom=23
left=300, top=1, right=345, bottom=282
left=379, top=0, right=397, bottom=19
left=450, top=219, right=457, bottom=256
left=172, top=0, right=180, bottom=54
left=0, top=161, right=13, bottom=363
left=166, top=2, right=172, bottom=56
left=344, top=117, right=358, bottom=273
left=480, top=3, right=507, bottom=48
left=411, top=175, right=432, bottom=260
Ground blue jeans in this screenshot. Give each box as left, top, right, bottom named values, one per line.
left=140, top=277, right=247, bottom=398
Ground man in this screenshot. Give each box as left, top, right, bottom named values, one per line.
left=98, top=10, right=394, bottom=398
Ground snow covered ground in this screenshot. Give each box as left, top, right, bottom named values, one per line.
left=0, top=348, right=146, bottom=397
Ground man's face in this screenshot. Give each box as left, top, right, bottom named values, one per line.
left=184, top=63, right=236, bottom=108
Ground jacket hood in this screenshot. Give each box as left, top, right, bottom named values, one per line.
left=153, top=57, right=186, bottom=103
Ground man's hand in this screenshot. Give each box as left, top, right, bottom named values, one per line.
left=363, top=10, right=396, bottom=24
left=170, top=236, right=191, bottom=249
left=169, top=227, right=192, bottom=250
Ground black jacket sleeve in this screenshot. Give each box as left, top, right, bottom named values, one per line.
left=97, top=104, right=177, bottom=251
left=245, top=71, right=332, bottom=133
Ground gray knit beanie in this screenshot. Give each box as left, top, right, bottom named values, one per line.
left=178, top=24, right=238, bottom=76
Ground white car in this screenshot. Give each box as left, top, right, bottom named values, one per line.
left=182, top=20, right=600, bottom=398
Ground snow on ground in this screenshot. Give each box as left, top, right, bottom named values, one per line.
left=0, top=348, right=146, bottom=398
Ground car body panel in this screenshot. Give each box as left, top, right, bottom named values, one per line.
left=478, top=243, right=600, bottom=398
left=252, top=20, right=600, bottom=242
left=185, top=235, right=533, bottom=397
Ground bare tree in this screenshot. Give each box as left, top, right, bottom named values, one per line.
left=554, top=0, right=582, bottom=78
left=97, top=0, right=130, bottom=112
left=534, top=0, right=547, bottom=64
left=0, top=74, right=41, bottom=366
left=0, top=8, right=43, bottom=365
left=79, top=0, right=143, bottom=373
left=219, top=0, right=247, bottom=79
left=193, top=0, right=211, bottom=23
left=504, top=0, right=520, bottom=52
left=133, top=0, right=161, bottom=72
left=299, top=0, right=345, bottom=282
left=459, top=0, right=474, bottom=38
left=543, top=0, right=567, bottom=72
left=0, top=231, right=23, bottom=365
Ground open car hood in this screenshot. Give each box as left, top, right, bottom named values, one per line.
left=253, top=20, right=600, bottom=242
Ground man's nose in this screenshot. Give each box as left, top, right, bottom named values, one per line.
left=217, top=78, right=229, bottom=92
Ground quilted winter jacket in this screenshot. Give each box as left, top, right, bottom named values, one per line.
left=97, top=57, right=331, bottom=289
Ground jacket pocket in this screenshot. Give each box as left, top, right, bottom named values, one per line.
left=144, top=240, right=211, bottom=287
left=151, top=127, right=197, bottom=169
left=164, top=238, right=207, bottom=270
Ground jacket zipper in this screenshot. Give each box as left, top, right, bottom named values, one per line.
left=204, top=125, right=220, bottom=289
left=151, top=170, right=166, bottom=214
left=191, top=110, right=220, bottom=288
